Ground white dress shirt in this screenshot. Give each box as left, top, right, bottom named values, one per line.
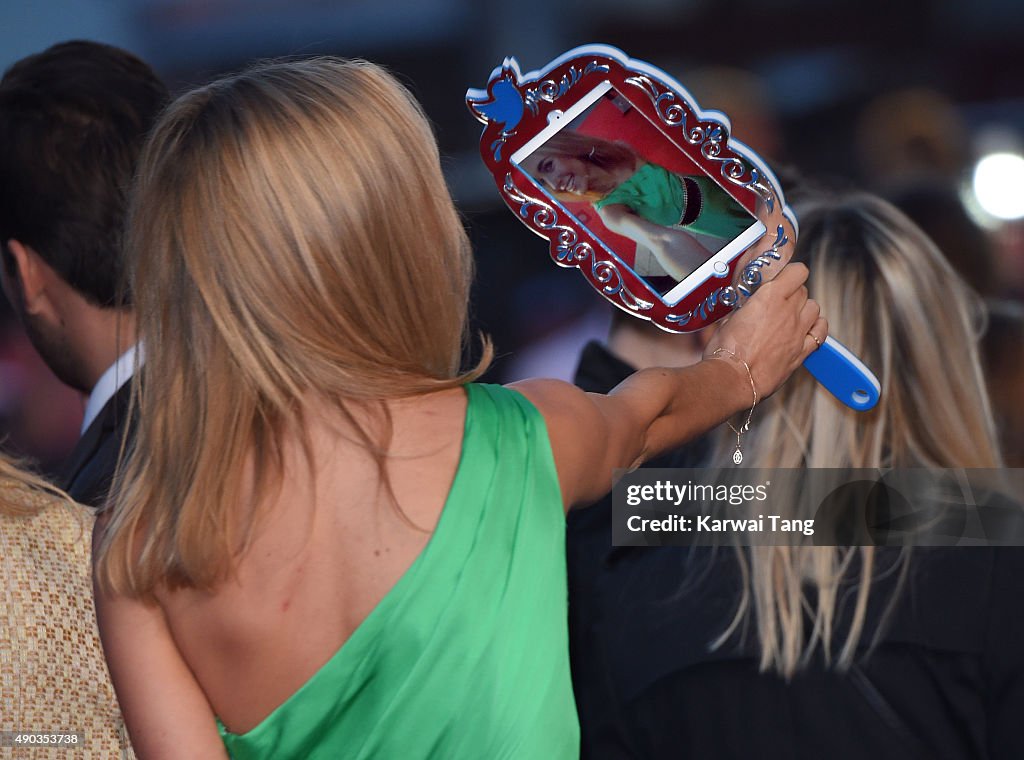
left=80, top=344, right=140, bottom=435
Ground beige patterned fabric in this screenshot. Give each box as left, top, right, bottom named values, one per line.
left=0, top=480, right=133, bottom=759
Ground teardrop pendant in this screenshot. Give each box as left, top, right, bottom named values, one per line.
left=733, top=447, right=743, bottom=465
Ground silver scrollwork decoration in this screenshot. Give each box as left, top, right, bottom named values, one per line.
left=696, top=287, right=725, bottom=322
left=625, top=76, right=688, bottom=130
left=669, top=286, right=735, bottom=326
left=624, top=76, right=774, bottom=208
left=524, top=61, right=607, bottom=116
left=737, top=225, right=788, bottom=298
left=501, top=173, right=653, bottom=312
left=490, top=137, right=507, bottom=162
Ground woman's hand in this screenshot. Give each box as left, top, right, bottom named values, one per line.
left=704, top=263, right=826, bottom=400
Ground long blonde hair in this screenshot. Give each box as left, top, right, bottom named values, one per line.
left=96, top=58, right=490, bottom=596
left=725, top=192, right=1002, bottom=677
left=0, top=453, right=70, bottom=517
left=525, top=130, right=638, bottom=202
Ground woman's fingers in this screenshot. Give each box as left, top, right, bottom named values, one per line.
left=799, top=298, right=821, bottom=333
left=802, top=316, right=829, bottom=358
left=786, top=285, right=809, bottom=317
left=768, top=261, right=809, bottom=298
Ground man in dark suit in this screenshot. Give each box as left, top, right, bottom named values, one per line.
left=0, top=41, right=167, bottom=507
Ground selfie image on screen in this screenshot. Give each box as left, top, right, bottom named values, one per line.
left=516, top=88, right=764, bottom=302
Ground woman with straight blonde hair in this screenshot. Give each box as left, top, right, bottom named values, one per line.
left=730, top=192, right=1004, bottom=675
left=92, top=57, right=824, bottom=759
left=569, top=192, right=1024, bottom=759
left=0, top=454, right=133, bottom=757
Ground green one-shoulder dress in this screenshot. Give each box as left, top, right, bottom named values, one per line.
left=218, top=383, right=579, bottom=759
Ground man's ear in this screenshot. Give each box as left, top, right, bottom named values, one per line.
left=5, top=239, right=59, bottom=319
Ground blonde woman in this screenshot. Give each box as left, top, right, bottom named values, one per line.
left=569, top=193, right=1023, bottom=759
left=90, top=58, right=824, bottom=759
left=0, top=455, right=132, bottom=757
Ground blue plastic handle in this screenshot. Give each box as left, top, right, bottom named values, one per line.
left=802, top=336, right=880, bottom=411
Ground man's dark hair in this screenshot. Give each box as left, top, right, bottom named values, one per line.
left=0, top=40, right=168, bottom=308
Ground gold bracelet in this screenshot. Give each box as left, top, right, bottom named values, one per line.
left=711, top=348, right=757, bottom=464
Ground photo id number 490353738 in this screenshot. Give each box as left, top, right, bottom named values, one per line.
left=0, top=732, right=82, bottom=746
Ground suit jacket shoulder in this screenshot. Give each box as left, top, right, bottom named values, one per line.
left=60, top=382, right=133, bottom=508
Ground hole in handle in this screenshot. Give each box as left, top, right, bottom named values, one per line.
left=852, top=390, right=871, bottom=405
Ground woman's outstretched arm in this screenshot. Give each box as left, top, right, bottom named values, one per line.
left=93, top=525, right=229, bottom=760
left=513, top=263, right=824, bottom=509
left=596, top=203, right=712, bottom=281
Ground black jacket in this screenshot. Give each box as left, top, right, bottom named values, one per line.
left=60, top=381, right=132, bottom=509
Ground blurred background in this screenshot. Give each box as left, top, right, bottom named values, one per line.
left=2, top=0, right=1023, bottom=471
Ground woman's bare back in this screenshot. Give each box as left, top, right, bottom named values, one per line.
left=156, top=387, right=469, bottom=733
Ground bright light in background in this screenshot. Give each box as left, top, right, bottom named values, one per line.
left=972, top=152, right=1024, bottom=220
